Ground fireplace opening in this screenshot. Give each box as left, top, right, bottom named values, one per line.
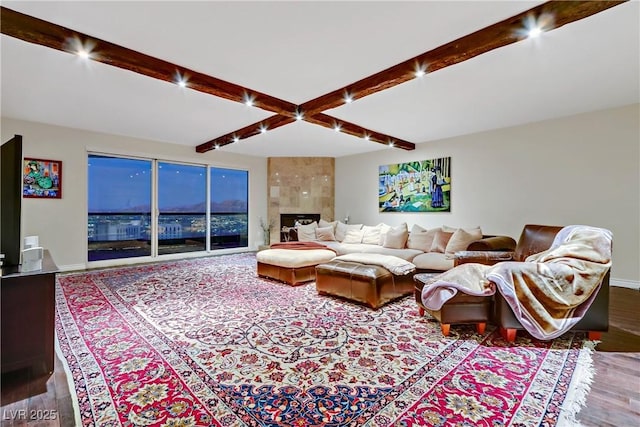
left=280, top=213, right=320, bottom=241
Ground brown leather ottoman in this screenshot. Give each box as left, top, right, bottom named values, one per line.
left=315, top=260, right=414, bottom=309
left=256, top=248, right=336, bottom=286
left=414, top=273, right=491, bottom=336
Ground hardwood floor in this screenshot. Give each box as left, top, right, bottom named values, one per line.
left=1, top=287, right=638, bottom=426
left=577, top=286, right=640, bottom=426
left=0, top=355, right=74, bottom=426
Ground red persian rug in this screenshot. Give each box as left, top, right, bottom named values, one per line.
left=56, top=253, right=594, bottom=426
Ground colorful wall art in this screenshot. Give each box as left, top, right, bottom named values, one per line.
left=379, top=157, right=450, bottom=212
left=23, top=158, right=62, bottom=199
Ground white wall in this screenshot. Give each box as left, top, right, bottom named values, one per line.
left=336, top=104, right=640, bottom=285
left=1, top=118, right=268, bottom=270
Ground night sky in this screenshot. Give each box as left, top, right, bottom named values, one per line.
left=88, top=155, right=247, bottom=213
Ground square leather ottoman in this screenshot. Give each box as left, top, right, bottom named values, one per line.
left=315, top=259, right=414, bottom=309
left=256, top=248, right=336, bottom=286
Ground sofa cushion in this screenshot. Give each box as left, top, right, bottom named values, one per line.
left=445, top=227, right=483, bottom=255
left=407, top=225, right=441, bottom=251
left=335, top=222, right=363, bottom=242
left=297, top=221, right=318, bottom=242
left=328, top=242, right=421, bottom=261
left=383, top=223, right=408, bottom=249
left=315, top=226, right=336, bottom=241
left=343, top=229, right=365, bottom=244
left=378, top=223, right=392, bottom=245
left=362, top=225, right=382, bottom=245
left=357, top=245, right=422, bottom=261
left=256, top=248, right=336, bottom=268
left=412, top=252, right=455, bottom=271
left=430, top=230, right=453, bottom=253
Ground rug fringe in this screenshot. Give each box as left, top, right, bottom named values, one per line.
left=556, top=339, right=597, bottom=427
left=55, top=334, right=83, bottom=427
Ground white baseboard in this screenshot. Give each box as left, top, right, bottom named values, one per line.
left=610, top=277, right=640, bottom=290
left=58, top=263, right=86, bottom=272
left=58, top=248, right=253, bottom=273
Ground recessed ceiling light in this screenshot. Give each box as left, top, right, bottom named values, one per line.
left=214, top=144, right=220, bottom=149
left=175, top=71, right=188, bottom=88
left=521, top=13, right=552, bottom=39
left=260, top=126, right=267, bottom=134
left=363, top=134, right=370, bottom=141
left=344, top=94, right=353, bottom=103
left=245, top=98, right=253, bottom=107
left=77, top=49, right=90, bottom=59
left=334, top=124, right=341, bottom=132
left=295, top=111, right=304, bottom=121
left=414, top=62, right=428, bottom=77
left=233, top=136, right=240, bottom=143
left=528, top=26, right=542, bottom=38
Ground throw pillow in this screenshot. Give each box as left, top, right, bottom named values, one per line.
left=361, top=225, right=382, bottom=245
left=319, top=219, right=337, bottom=231
left=297, top=221, right=318, bottom=242
left=407, top=225, right=441, bottom=252
left=342, top=229, right=365, bottom=244
left=335, top=222, right=363, bottom=242
left=430, top=230, right=454, bottom=253
left=443, top=225, right=482, bottom=234
left=315, top=226, right=336, bottom=241
left=445, top=227, right=483, bottom=255
left=378, top=223, right=392, bottom=245
left=383, top=223, right=408, bottom=249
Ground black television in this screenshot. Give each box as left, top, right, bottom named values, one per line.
left=1, top=134, right=23, bottom=267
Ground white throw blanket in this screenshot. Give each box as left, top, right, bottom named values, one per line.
left=334, top=253, right=416, bottom=275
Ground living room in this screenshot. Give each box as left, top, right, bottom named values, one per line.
left=2, top=104, right=638, bottom=287
left=1, top=1, right=638, bottom=426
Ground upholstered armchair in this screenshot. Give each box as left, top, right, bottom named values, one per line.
left=456, top=224, right=612, bottom=342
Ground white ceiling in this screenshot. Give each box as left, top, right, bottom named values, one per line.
left=2, top=1, right=638, bottom=158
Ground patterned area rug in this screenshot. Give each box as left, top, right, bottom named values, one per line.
left=55, top=253, right=594, bottom=426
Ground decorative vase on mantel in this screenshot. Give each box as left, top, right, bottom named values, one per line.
left=263, top=230, right=270, bottom=246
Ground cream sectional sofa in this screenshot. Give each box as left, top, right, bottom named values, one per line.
left=294, top=220, right=516, bottom=272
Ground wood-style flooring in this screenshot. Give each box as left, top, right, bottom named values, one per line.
left=577, top=286, right=640, bottom=426
left=1, top=287, right=638, bottom=426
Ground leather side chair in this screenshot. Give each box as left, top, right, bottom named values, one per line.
left=456, top=224, right=610, bottom=342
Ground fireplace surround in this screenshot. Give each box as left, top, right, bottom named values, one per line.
left=267, top=157, right=335, bottom=244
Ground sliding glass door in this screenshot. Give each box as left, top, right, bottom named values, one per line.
left=210, top=167, right=248, bottom=249
left=88, top=155, right=152, bottom=261
left=157, top=162, right=206, bottom=255
left=88, top=155, right=248, bottom=262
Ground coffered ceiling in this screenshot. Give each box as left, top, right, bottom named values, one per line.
left=1, top=1, right=638, bottom=158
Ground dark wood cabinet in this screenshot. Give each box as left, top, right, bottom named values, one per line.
left=1, top=250, right=58, bottom=376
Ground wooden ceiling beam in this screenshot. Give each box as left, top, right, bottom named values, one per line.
left=2, top=5, right=415, bottom=154
left=2, top=1, right=627, bottom=155
left=196, top=115, right=295, bottom=153
left=0, top=6, right=297, bottom=116
left=305, top=113, right=415, bottom=151
left=299, top=1, right=626, bottom=117
left=196, top=111, right=415, bottom=153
